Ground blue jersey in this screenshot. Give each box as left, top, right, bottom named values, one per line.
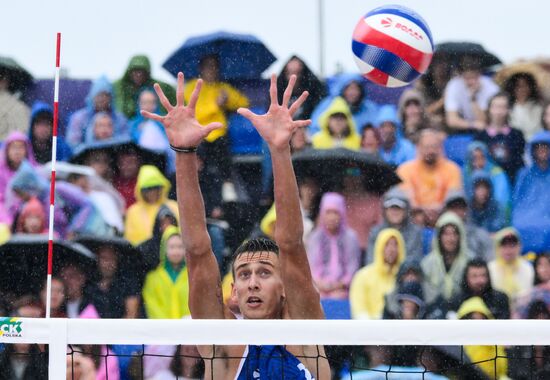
left=235, top=345, right=315, bottom=379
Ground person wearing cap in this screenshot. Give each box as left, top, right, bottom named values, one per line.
left=488, top=228, right=534, bottom=307
left=366, top=186, right=423, bottom=265
left=448, top=258, right=510, bottom=320
left=396, top=129, right=462, bottom=225
left=376, top=104, right=416, bottom=166
left=421, top=212, right=471, bottom=301
left=444, top=189, right=494, bottom=262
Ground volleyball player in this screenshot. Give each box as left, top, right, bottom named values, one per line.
left=141, top=72, right=330, bottom=379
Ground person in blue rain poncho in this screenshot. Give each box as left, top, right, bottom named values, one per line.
left=309, top=74, right=379, bottom=136
left=512, top=131, right=550, bottom=253
left=66, top=75, right=128, bottom=149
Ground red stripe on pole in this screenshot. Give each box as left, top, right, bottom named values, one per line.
left=52, top=102, right=59, bottom=137
left=47, top=33, right=61, bottom=318
left=49, top=171, right=56, bottom=205
left=47, top=240, right=53, bottom=275
left=56, top=33, right=61, bottom=68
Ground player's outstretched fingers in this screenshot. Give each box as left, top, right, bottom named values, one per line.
left=154, top=83, right=173, bottom=112
left=203, top=122, right=224, bottom=135
left=293, top=119, right=312, bottom=129
left=140, top=110, right=164, bottom=123
left=282, top=75, right=296, bottom=108
left=176, top=72, right=185, bottom=107
left=289, top=91, right=309, bottom=117
left=269, top=74, right=278, bottom=107
left=187, top=79, right=203, bottom=111
left=237, top=107, right=259, bottom=123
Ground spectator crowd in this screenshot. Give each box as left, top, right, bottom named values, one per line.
left=1, top=48, right=550, bottom=380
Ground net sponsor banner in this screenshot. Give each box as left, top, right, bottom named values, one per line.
left=2, top=318, right=550, bottom=346
left=0, top=317, right=51, bottom=344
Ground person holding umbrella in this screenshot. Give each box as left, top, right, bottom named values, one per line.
left=444, top=57, right=499, bottom=132
left=183, top=55, right=249, bottom=186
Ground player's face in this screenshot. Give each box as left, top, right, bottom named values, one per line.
left=232, top=251, right=285, bottom=319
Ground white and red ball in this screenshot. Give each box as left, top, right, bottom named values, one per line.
left=352, top=4, right=434, bottom=87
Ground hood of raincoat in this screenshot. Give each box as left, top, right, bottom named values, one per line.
left=457, top=296, right=494, bottom=319
left=493, top=227, right=522, bottom=264
left=159, top=225, right=182, bottom=266
left=375, top=104, right=400, bottom=128
left=260, top=204, right=277, bottom=238
left=85, top=75, right=116, bottom=112
left=134, top=165, right=171, bottom=205
left=397, top=88, right=426, bottom=124
left=318, top=192, right=348, bottom=233
left=0, top=131, right=37, bottom=169
left=313, top=97, right=360, bottom=150
left=329, top=73, right=365, bottom=100
left=122, top=55, right=152, bottom=82
left=372, top=227, right=406, bottom=274
left=528, top=131, right=550, bottom=169
left=29, top=101, right=53, bottom=136
left=15, top=196, right=47, bottom=233
left=433, top=211, right=468, bottom=257
left=8, top=160, right=47, bottom=197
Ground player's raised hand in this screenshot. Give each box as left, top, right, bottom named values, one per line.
left=237, top=74, right=310, bottom=151
left=141, top=72, right=222, bottom=149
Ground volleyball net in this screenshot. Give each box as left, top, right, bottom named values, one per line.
left=2, top=318, right=550, bottom=379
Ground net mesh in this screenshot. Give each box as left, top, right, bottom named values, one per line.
left=58, top=343, right=550, bottom=379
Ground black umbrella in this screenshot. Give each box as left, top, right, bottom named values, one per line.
left=0, top=234, right=95, bottom=297
left=292, top=148, right=401, bottom=194
left=434, top=42, right=501, bottom=71
left=0, top=56, right=34, bottom=94
left=70, top=137, right=167, bottom=174
left=74, top=235, right=142, bottom=281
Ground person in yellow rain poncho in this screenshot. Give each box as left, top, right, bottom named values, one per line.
left=349, top=228, right=406, bottom=319
left=142, top=225, right=190, bottom=319
left=312, top=96, right=361, bottom=150
left=124, top=165, right=179, bottom=245
left=488, top=227, right=534, bottom=307
left=457, top=297, right=509, bottom=380
left=184, top=55, right=249, bottom=186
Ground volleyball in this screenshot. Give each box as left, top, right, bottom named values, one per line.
left=352, top=4, right=434, bottom=87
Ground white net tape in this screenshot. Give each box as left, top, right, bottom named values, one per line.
left=2, top=318, right=550, bottom=379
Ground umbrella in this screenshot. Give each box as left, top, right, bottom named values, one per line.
left=433, top=42, right=501, bottom=71
left=70, top=137, right=167, bottom=173
left=162, top=31, right=276, bottom=80
left=74, top=235, right=142, bottom=281
left=0, top=234, right=95, bottom=297
left=0, top=56, right=34, bottom=94
left=292, top=148, right=401, bottom=194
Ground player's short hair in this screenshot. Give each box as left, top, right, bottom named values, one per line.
left=230, top=237, right=280, bottom=276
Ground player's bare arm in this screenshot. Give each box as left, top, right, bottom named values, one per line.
left=238, top=74, right=324, bottom=320
left=141, top=72, right=225, bottom=320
